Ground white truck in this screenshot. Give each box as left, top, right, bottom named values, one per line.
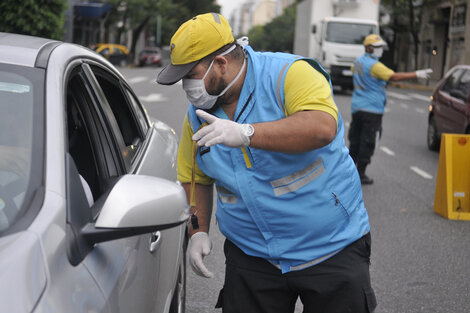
left=294, top=0, right=380, bottom=90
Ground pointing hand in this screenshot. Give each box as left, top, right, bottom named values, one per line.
left=416, top=68, right=433, bottom=80
left=192, top=110, right=252, bottom=148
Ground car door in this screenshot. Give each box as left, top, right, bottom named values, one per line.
left=435, top=68, right=464, bottom=133
left=68, top=62, right=162, bottom=313
left=449, top=69, right=470, bottom=133
left=81, top=62, right=183, bottom=313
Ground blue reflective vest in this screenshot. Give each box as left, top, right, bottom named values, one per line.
left=187, top=46, right=370, bottom=273
left=351, top=53, right=387, bottom=114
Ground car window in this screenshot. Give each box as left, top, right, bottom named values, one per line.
left=441, top=69, right=463, bottom=94
left=124, top=87, right=150, bottom=134
left=456, top=70, right=470, bottom=102
left=89, top=65, right=145, bottom=169
left=0, top=64, right=44, bottom=234
left=66, top=67, right=120, bottom=201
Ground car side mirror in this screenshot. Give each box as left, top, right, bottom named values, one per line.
left=66, top=154, right=189, bottom=266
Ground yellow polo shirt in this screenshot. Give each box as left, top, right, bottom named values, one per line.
left=370, top=62, right=395, bottom=81
left=177, top=60, right=338, bottom=184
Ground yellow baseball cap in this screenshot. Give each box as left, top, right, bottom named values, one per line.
left=363, top=34, right=386, bottom=47
left=157, top=12, right=235, bottom=85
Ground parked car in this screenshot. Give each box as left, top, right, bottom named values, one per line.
left=427, top=65, right=470, bottom=151
left=0, top=32, right=188, bottom=313
left=92, top=43, right=130, bottom=67
left=139, top=47, right=163, bottom=67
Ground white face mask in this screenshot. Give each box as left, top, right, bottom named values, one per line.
left=372, top=47, right=383, bottom=59
left=182, top=45, right=246, bottom=109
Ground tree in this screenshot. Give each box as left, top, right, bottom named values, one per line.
left=0, top=0, right=67, bottom=40
left=104, top=0, right=220, bottom=60
left=380, top=0, right=442, bottom=70
left=247, top=4, right=296, bottom=53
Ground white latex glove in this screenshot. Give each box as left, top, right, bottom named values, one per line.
left=193, top=109, right=251, bottom=148
left=415, top=68, right=433, bottom=80
left=188, top=232, right=214, bottom=278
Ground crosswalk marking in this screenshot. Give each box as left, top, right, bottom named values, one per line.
left=410, top=93, right=431, bottom=102
left=415, top=108, right=426, bottom=114
left=410, top=166, right=433, bottom=179
left=139, top=93, right=167, bottom=102
left=388, top=91, right=411, bottom=100
left=400, top=103, right=409, bottom=109
left=380, top=146, right=395, bottom=156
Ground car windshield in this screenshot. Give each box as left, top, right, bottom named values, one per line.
left=0, top=64, right=43, bottom=233
left=325, top=22, right=378, bottom=44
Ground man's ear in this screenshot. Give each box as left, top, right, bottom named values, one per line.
left=213, top=55, right=228, bottom=74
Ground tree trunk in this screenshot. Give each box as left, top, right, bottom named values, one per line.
left=130, top=15, right=151, bottom=63
left=407, top=0, right=419, bottom=70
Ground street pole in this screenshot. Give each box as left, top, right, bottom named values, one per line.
left=157, top=15, right=162, bottom=47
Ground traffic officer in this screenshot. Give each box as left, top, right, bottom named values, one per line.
left=157, top=13, right=376, bottom=313
left=349, top=34, right=432, bottom=184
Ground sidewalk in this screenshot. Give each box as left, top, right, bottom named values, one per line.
left=389, top=79, right=436, bottom=91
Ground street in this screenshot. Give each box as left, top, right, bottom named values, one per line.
left=120, top=66, right=470, bottom=313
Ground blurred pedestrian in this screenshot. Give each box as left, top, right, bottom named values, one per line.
left=157, top=13, right=376, bottom=313
left=349, top=34, right=432, bottom=184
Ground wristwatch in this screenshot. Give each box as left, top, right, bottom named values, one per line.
left=241, top=124, right=255, bottom=146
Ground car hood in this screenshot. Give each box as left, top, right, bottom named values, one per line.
left=0, top=231, right=47, bottom=313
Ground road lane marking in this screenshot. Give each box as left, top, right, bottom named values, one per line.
left=388, top=91, right=411, bottom=100
left=415, top=108, right=426, bottom=114
left=410, top=93, right=431, bottom=102
left=380, top=146, right=395, bottom=156
left=388, top=99, right=396, bottom=105
left=400, top=103, right=409, bottom=109
left=128, top=76, right=147, bottom=84
left=410, top=166, right=433, bottom=179
left=139, top=93, right=167, bottom=102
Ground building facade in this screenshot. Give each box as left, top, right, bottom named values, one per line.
left=229, top=0, right=295, bottom=36
left=419, top=0, right=470, bottom=79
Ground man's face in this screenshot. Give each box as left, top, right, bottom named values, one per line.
left=186, top=59, right=228, bottom=106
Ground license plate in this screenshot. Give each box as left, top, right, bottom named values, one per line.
left=342, top=69, right=353, bottom=76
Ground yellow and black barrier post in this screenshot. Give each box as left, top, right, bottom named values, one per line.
left=434, top=134, right=470, bottom=220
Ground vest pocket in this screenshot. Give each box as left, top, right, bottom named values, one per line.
left=216, top=185, right=238, bottom=204
left=331, top=192, right=351, bottom=219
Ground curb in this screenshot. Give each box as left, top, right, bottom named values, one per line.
left=390, top=81, right=434, bottom=91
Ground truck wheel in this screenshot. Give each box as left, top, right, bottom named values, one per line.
left=427, top=116, right=440, bottom=151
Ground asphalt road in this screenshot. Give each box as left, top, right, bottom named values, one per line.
left=120, top=66, right=470, bottom=313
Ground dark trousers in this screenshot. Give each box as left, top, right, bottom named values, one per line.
left=215, top=234, right=377, bottom=313
left=348, top=111, right=383, bottom=174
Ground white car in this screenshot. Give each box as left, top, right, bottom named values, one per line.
left=0, top=32, right=188, bottom=313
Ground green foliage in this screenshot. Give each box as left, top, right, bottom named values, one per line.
left=173, top=0, right=221, bottom=16
left=247, top=4, right=296, bottom=53
left=104, top=0, right=220, bottom=47
left=247, top=26, right=265, bottom=50
left=0, top=0, right=67, bottom=40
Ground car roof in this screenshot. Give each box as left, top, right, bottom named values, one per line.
left=0, top=32, right=61, bottom=67
left=0, top=32, right=128, bottom=85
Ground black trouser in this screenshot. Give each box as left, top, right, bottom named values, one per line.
left=215, top=234, right=377, bottom=313
left=348, top=111, right=383, bottom=174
